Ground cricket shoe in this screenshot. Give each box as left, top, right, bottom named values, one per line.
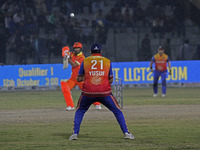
left=124, top=132, right=135, bottom=140
left=69, top=134, right=78, bottom=140
left=162, top=94, right=166, bottom=97
left=153, top=93, right=158, bottom=97
left=66, top=106, right=75, bottom=111
left=96, top=105, right=102, bottom=110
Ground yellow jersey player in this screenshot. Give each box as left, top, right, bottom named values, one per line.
left=150, top=46, right=171, bottom=97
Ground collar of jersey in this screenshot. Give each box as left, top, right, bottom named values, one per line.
left=75, top=52, right=83, bottom=56
left=92, top=53, right=101, bottom=56
left=156, top=53, right=165, bottom=57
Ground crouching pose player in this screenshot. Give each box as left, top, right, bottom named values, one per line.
left=61, top=42, right=101, bottom=111
left=69, top=43, right=134, bottom=140
left=150, top=46, right=171, bottom=97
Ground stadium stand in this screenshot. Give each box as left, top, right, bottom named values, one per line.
left=0, top=0, right=200, bottom=65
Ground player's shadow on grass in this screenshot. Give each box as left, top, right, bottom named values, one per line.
left=52, top=133, right=98, bottom=140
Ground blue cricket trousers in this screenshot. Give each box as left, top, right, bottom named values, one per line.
left=73, top=93, right=129, bottom=135
left=153, top=69, right=167, bottom=94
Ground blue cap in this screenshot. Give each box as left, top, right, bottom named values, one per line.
left=158, top=46, right=164, bottom=50
left=90, top=43, right=101, bottom=53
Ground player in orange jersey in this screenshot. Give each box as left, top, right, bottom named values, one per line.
left=150, top=46, right=171, bottom=97
left=61, top=42, right=101, bottom=111
left=69, top=43, right=134, bottom=140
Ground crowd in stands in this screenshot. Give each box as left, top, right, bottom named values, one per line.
left=0, top=0, right=199, bottom=65
left=104, top=0, right=185, bottom=37
left=0, top=0, right=99, bottom=64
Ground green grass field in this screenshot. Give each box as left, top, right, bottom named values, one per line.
left=0, top=87, right=200, bottom=150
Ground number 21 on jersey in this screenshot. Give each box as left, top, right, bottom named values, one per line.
left=91, top=60, right=103, bottom=70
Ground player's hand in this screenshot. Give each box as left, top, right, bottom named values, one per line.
left=169, top=69, right=172, bottom=75
left=64, top=51, right=71, bottom=58
left=65, top=54, right=70, bottom=59
left=65, top=51, right=70, bottom=55
left=150, top=67, right=153, bottom=72
left=62, top=50, right=70, bottom=58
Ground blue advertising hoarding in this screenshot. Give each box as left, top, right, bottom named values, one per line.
left=0, top=60, right=200, bottom=87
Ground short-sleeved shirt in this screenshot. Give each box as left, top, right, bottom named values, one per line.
left=151, top=53, right=169, bottom=71
left=78, top=53, right=113, bottom=96
left=70, top=52, right=85, bottom=78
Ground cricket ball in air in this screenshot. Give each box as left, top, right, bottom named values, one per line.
left=70, top=13, right=74, bottom=17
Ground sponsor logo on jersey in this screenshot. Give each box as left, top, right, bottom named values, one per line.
left=156, top=60, right=165, bottom=63
left=92, top=76, right=101, bottom=85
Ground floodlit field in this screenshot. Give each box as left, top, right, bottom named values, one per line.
left=0, top=87, right=200, bottom=150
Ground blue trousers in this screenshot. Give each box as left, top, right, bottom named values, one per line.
left=73, top=93, right=129, bottom=134
left=153, top=70, right=167, bottom=94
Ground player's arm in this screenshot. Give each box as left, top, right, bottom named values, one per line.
left=109, top=78, right=113, bottom=84
left=69, top=55, right=84, bottom=68
left=167, top=59, right=172, bottom=75
left=150, top=60, right=154, bottom=72
left=150, top=56, right=155, bottom=72
left=68, top=58, right=79, bottom=68
left=77, top=76, right=84, bottom=82
left=77, top=62, right=84, bottom=82
left=109, top=62, right=113, bottom=84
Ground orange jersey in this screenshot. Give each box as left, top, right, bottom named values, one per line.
left=152, top=53, right=169, bottom=71
left=78, top=54, right=113, bottom=96
left=70, top=52, right=85, bottom=78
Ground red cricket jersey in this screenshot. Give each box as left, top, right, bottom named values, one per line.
left=70, top=52, right=85, bottom=78
left=78, top=54, right=113, bottom=96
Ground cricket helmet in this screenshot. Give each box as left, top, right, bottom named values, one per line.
left=73, top=42, right=83, bottom=48
left=90, top=43, right=101, bottom=53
